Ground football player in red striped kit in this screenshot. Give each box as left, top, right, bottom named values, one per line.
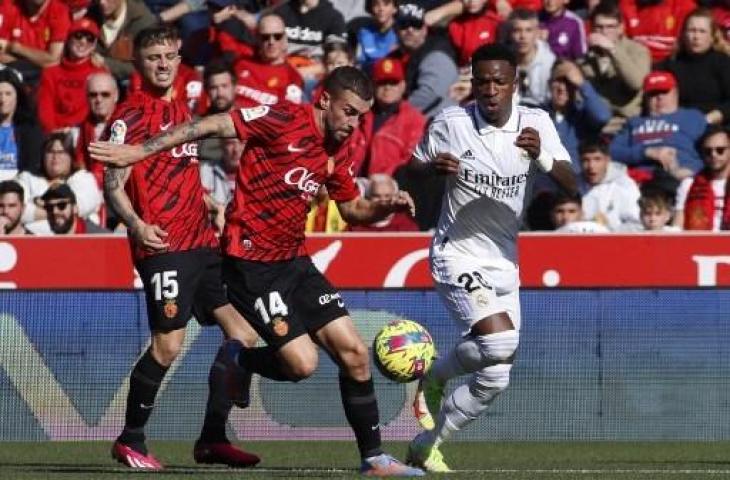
left=91, top=66, right=424, bottom=477
left=102, top=26, right=260, bottom=471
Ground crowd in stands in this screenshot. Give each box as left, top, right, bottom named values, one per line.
left=0, top=0, right=728, bottom=237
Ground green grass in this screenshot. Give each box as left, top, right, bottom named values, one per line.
left=3, top=441, right=730, bottom=479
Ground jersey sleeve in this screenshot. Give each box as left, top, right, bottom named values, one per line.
left=412, top=113, right=450, bottom=164
left=326, top=155, right=360, bottom=203
left=229, top=105, right=284, bottom=144
left=101, top=103, right=147, bottom=145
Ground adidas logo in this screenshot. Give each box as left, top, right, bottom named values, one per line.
left=461, top=149, right=475, bottom=159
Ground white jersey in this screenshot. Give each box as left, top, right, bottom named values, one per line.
left=414, top=102, right=569, bottom=276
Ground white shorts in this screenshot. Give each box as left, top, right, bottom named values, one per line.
left=431, top=253, right=521, bottom=336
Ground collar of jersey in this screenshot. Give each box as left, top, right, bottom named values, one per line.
left=472, top=102, right=520, bottom=135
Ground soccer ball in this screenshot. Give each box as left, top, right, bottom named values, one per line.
left=373, top=319, right=436, bottom=383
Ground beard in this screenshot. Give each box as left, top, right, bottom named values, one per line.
left=50, top=215, right=75, bottom=234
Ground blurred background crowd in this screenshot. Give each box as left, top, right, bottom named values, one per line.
left=0, top=0, right=728, bottom=236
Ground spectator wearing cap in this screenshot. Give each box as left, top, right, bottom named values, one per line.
left=232, top=14, right=304, bottom=107
left=89, top=0, right=157, bottom=80
left=16, top=132, right=102, bottom=231
left=0, top=0, right=72, bottom=83
left=351, top=57, right=426, bottom=177
left=610, top=70, right=707, bottom=192
left=75, top=72, right=119, bottom=188
left=658, top=8, right=730, bottom=127
left=355, top=0, right=399, bottom=71
left=508, top=8, right=555, bottom=107
left=41, top=183, right=109, bottom=234
left=37, top=18, right=108, bottom=134
left=448, top=0, right=501, bottom=67
left=579, top=1, right=651, bottom=134
left=674, top=126, right=730, bottom=230
left=619, top=0, right=696, bottom=63
left=539, top=0, right=586, bottom=60
left=0, top=180, right=31, bottom=235
left=391, top=2, right=458, bottom=118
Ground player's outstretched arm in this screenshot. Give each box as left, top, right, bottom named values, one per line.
left=549, top=160, right=578, bottom=195
left=89, top=113, right=238, bottom=167
left=104, top=166, right=170, bottom=252
left=337, top=191, right=416, bottom=225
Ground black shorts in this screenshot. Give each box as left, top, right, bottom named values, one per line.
left=223, top=256, right=349, bottom=349
left=136, top=248, right=229, bottom=332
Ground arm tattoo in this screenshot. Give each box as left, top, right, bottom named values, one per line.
left=103, top=166, right=141, bottom=230
left=141, top=118, right=205, bottom=155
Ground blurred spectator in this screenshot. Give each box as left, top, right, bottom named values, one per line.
left=550, top=191, right=610, bottom=232
left=658, top=8, right=730, bottom=127
left=305, top=186, right=347, bottom=232
left=201, top=0, right=258, bottom=60
left=0, top=180, right=31, bottom=235
left=579, top=1, right=651, bottom=134
left=708, top=0, right=730, bottom=43
left=275, top=0, right=347, bottom=84
left=349, top=174, right=420, bottom=231
left=619, top=0, right=696, bottom=63
left=351, top=57, right=426, bottom=177
left=579, top=140, right=641, bottom=230
left=355, top=0, right=399, bottom=71
left=638, top=188, right=678, bottom=230
left=674, top=125, right=730, bottom=230
left=0, top=0, right=71, bottom=83
left=75, top=72, right=119, bottom=188
left=0, top=69, right=42, bottom=180
left=310, top=41, right=355, bottom=100
left=201, top=136, right=241, bottom=232
left=232, top=14, right=304, bottom=106
left=610, top=71, right=707, bottom=191
left=539, top=0, right=586, bottom=60
left=508, top=8, right=555, bottom=107
left=16, top=133, right=102, bottom=231
left=546, top=60, right=611, bottom=168
left=197, top=59, right=238, bottom=164
left=448, top=0, right=501, bottom=67
left=37, top=18, right=107, bottom=134
left=41, top=182, right=109, bottom=234
left=90, top=0, right=157, bottom=80
left=391, top=2, right=458, bottom=118
left=129, top=62, right=203, bottom=112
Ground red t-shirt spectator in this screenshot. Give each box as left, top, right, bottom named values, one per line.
left=233, top=56, right=304, bottom=107
left=620, top=0, right=696, bottom=62
left=0, top=0, right=71, bottom=52
left=448, top=10, right=501, bottom=66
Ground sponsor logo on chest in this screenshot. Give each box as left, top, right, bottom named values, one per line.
left=284, top=166, right=321, bottom=199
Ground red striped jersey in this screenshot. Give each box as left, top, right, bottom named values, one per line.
left=223, top=102, right=360, bottom=261
left=105, top=90, right=217, bottom=260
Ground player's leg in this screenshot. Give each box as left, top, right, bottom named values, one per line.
left=190, top=249, right=260, bottom=467
left=113, top=253, right=198, bottom=470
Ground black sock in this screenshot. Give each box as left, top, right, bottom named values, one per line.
left=339, top=375, right=383, bottom=459
left=199, top=345, right=233, bottom=444
left=117, top=348, right=168, bottom=453
left=237, top=345, right=290, bottom=381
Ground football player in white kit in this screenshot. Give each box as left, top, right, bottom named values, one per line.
left=405, top=43, right=577, bottom=472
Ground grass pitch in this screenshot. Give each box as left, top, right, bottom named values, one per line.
left=2, top=441, right=730, bottom=479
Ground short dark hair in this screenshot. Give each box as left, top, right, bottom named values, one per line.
left=638, top=188, right=674, bottom=211
left=0, top=179, right=24, bottom=203
left=471, top=43, right=517, bottom=71
left=322, top=66, right=373, bottom=102
left=134, top=25, right=180, bottom=53
left=590, top=0, right=622, bottom=23
left=365, top=0, right=397, bottom=15
left=697, top=124, right=730, bottom=150
left=551, top=191, right=582, bottom=210
left=578, top=138, right=610, bottom=157
left=508, top=8, right=538, bottom=23
left=203, top=57, right=235, bottom=87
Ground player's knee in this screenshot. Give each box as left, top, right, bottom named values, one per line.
left=150, top=341, right=183, bottom=367
left=475, top=329, right=519, bottom=363
left=339, top=340, right=369, bottom=370
left=283, top=349, right=319, bottom=381
left=470, top=364, right=512, bottom=401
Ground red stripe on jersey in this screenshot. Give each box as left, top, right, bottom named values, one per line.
left=223, top=102, right=360, bottom=261
left=105, top=91, right=217, bottom=261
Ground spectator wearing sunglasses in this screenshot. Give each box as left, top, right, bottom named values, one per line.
left=674, top=126, right=730, bottom=230
left=75, top=72, right=119, bottom=188
left=41, top=182, right=109, bottom=234
left=232, top=14, right=304, bottom=107
left=37, top=18, right=108, bottom=134
left=16, top=133, right=102, bottom=233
